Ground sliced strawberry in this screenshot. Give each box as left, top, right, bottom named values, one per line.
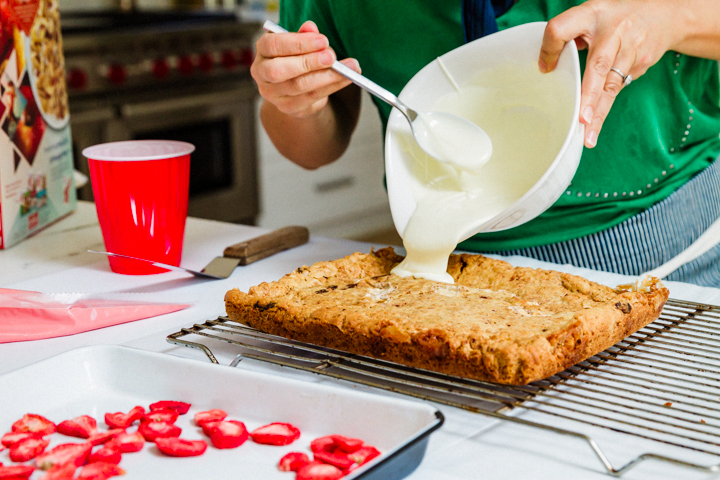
left=57, top=416, right=97, bottom=439
left=104, top=406, right=145, bottom=429
left=295, top=461, right=343, bottom=480
left=250, top=423, right=300, bottom=446
left=314, top=450, right=354, bottom=470
left=39, top=463, right=76, bottom=480
left=35, top=443, right=93, bottom=471
left=9, top=435, right=50, bottom=462
left=278, top=452, right=310, bottom=472
left=205, top=420, right=248, bottom=449
left=88, top=447, right=121, bottom=465
left=310, top=436, right=336, bottom=454
left=193, top=409, right=226, bottom=426
left=138, top=421, right=181, bottom=442
left=155, top=437, right=207, bottom=457
left=331, top=435, right=364, bottom=453
left=104, top=432, right=144, bottom=453
left=0, top=464, right=35, bottom=479
left=76, top=462, right=125, bottom=480
left=87, top=430, right=124, bottom=447
left=149, top=401, right=191, bottom=415
left=199, top=420, right=221, bottom=437
left=348, top=446, right=381, bottom=465
left=11, top=414, right=56, bottom=436
left=2, top=432, right=41, bottom=448
left=141, top=409, right=178, bottom=425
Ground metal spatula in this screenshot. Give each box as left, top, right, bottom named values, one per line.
left=90, top=226, right=310, bottom=280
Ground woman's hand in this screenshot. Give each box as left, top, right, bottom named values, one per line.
left=251, top=20, right=361, bottom=119
left=539, top=0, right=676, bottom=148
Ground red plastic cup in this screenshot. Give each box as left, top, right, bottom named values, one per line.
left=83, top=140, right=194, bottom=275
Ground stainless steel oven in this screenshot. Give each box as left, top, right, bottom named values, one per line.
left=64, top=12, right=261, bottom=224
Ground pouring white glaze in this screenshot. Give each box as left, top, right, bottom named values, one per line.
left=391, top=60, right=575, bottom=283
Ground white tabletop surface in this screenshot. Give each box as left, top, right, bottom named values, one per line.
left=2, top=201, right=720, bottom=480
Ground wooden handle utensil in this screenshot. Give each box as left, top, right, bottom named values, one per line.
left=223, top=226, right=310, bottom=266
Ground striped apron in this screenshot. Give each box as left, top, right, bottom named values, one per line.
left=495, top=157, right=720, bottom=287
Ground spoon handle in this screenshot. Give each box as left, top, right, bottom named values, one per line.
left=262, top=20, right=415, bottom=122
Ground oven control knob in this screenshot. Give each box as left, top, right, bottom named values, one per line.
left=153, top=59, right=170, bottom=79
left=198, top=53, right=214, bottom=73
left=221, top=50, right=237, bottom=70
left=178, top=55, right=194, bottom=76
left=107, top=63, right=127, bottom=85
left=67, top=68, right=88, bottom=90
left=239, top=48, right=254, bottom=67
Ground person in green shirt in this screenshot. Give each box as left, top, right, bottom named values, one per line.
left=250, top=0, right=720, bottom=286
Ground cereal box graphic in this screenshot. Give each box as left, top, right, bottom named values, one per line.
left=0, top=0, right=76, bottom=249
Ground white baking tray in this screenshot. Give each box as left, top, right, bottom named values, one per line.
left=0, top=345, right=443, bottom=479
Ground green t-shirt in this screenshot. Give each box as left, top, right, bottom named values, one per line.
left=280, top=0, right=720, bottom=251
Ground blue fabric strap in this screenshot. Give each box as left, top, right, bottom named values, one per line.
left=462, top=0, right=514, bottom=42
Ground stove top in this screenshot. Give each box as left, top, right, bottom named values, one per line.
left=61, top=10, right=239, bottom=35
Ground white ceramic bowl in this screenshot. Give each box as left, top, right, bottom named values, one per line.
left=385, top=22, right=583, bottom=241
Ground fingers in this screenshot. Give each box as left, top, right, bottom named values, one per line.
left=251, top=21, right=361, bottom=119
left=256, top=32, right=328, bottom=60
left=539, top=6, right=596, bottom=73
left=297, top=20, right=320, bottom=34
left=261, top=58, right=361, bottom=117
left=579, top=31, right=620, bottom=125
left=256, top=48, right=337, bottom=84
left=584, top=46, right=636, bottom=148
left=272, top=58, right=360, bottom=97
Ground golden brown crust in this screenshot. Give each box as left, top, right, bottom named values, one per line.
left=224, top=248, right=669, bottom=385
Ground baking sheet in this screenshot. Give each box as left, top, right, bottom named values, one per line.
left=0, top=345, right=443, bottom=479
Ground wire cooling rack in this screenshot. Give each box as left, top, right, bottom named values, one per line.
left=168, top=298, right=720, bottom=476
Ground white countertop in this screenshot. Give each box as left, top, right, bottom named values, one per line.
left=2, top=201, right=720, bottom=480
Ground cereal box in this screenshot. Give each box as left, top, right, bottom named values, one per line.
left=0, top=0, right=76, bottom=249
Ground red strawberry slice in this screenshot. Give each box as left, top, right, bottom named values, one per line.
left=35, top=443, right=93, bottom=471
left=88, top=447, right=121, bottom=465
left=104, top=406, right=145, bottom=429
left=149, top=401, right=191, bottom=415
left=205, top=420, right=248, bottom=449
left=138, top=421, right=181, bottom=442
left=57, top=416, right=97, bottom=439
left=310, top=436, right=336, bottom=454
left=77, top=462, right=125, bottom=480
left=87, top=430, right=124, bottom=447
left=278, top=452, right=310, bottom=472
left=199, top=420, right=221, bottom=437
left=155, top=437, right=207, bottom=457
left=193, top=409, right=227, bottom=426
left=250, top=423, right=300, bottom=446
left=0, top=464, right=35, bottom=479
left=9, top=436, right=50, bottom=462
left=141, top=409, right=178, bottom=424
left=331, top=435, right=364, bottom=453
left=314, top=450, right=354, bottom=470
left=39, top=463, right=76, bottom=480
left=2, top=432, right=41, bottom=448
left=295, top=461, right=343, bottom=480
left=348, top=446, right=381, bottom=465
left=104, top=432, right=144, bottom=453
left=11, top=414, right=56, bottom=436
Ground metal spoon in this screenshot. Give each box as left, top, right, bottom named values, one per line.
left=262, top=20, right=493, bottom=173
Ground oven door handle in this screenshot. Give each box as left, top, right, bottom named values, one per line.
left=120, top=86, right=256, bottom=118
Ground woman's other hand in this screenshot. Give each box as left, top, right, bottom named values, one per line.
left=252, top=20, right=361, bottom=118
left=539, top=0, right=676, bottom=148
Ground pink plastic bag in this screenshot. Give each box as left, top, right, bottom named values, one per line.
left=0, top=288, right=190, bottom=343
